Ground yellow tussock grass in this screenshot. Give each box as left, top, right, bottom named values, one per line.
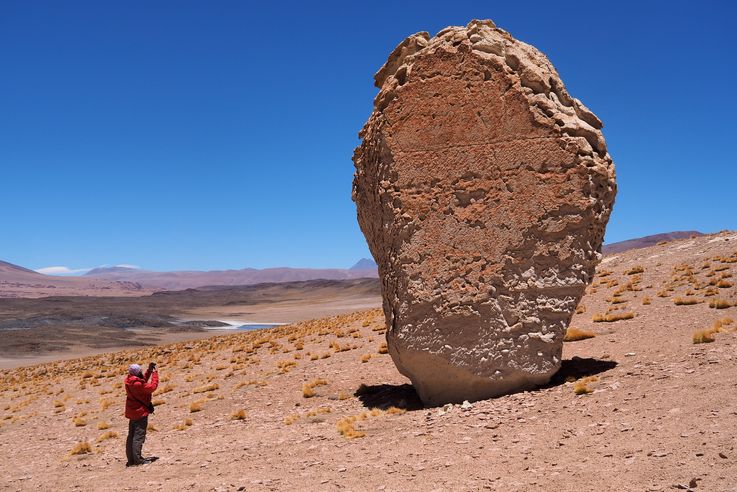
left=709, top=299, right=732, bottom=309
left=674, top=297, right=700, bottom=306
left=96, top=431, right=118, bottom=442
left=563, top=327, right=595, bottom=342
left=192, top=383, right=219, bottom=394
left=592, top=312, right=635, bottom=323
left=69, top=442, right=92, bottom=455
left=573, top=376, right=598, bottom=395
left=189, top=400, right=206, bottom=413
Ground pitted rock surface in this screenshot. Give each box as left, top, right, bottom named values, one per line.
left=352, top=19, right=617, bottom=406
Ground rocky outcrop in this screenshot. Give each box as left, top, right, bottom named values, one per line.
left=352, top=19, right=617, bottom=406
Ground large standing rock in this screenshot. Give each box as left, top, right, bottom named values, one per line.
left=352, top=20, right=616, bottom=406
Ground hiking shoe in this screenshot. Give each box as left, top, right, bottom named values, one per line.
left=128, top=459, right=153, bottom=466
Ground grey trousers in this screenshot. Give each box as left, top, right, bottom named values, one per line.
left=126, top=416, right=148, bottom=465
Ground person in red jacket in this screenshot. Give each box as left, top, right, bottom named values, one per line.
left=125, top=362, right=159, bottom=466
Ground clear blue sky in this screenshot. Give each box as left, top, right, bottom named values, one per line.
left=1, top=1, right=735, bottom=273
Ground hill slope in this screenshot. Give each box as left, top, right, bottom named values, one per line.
left=0, top=260, right=150, bottom=299
left=0, top=231, right=736, bottom=490
left=602, top=230, right=703, bottom=254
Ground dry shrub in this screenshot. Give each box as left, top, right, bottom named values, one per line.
left=96, top=431, right=118, bottom=442
left=284, top=414, right=300, bottom=425
left=147, top=423, right=158, bottom=432
left=385, top=406, right=406, bottom=415
left=709, top=299, right=733, bottom=309
left=189, top=400, right=205, bottom=413
left=72, top=416, right=87, bottom=427
left=626, top=265, right=644, bottom=275
left=96, top=421, right=110, bottom=430
left=573, top=376, right=598, bottom=395
left=152, top=399, right=165, bottom=406
left=693, top=329, right=716, bottom=344
left=693, top=317, right=735, bottom=344
left=592, top=312, right=635, bottom=323
left=277, top=360, right=297, bottom=373
left=642, top=296, right=652, bottom=305
left=336, top=416, right=365, bottom=439
left=716, top=279, right=733, bottom=288
left=306, top=406, right=332, bottom=417
left=230, top=409, right=247, bottom=420
left=192, top=383, right=219, bottom=394
left=361, top=354, right=372, bottom=363
left=674, top=297, right=700, bottom=306
left=302, top=384, right=316, bottom=398
left=157, top=384, right=175, bottom=394
left=175, top=418, right=193, bottom=431
left=378, top=342, right=389, bottom=354
left=69, top=442, right=92, bottom=455
left=563, top=328, right=595, bottom=342
left=575, top=304, right=586, bottom=314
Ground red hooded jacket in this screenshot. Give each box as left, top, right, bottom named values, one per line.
left=124, top=369, right=158, bottom=420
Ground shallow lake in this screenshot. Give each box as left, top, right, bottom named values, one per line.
left=236, top=323, right=283, bottom=331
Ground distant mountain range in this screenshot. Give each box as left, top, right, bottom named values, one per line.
left=0, top=232, right=709, bottom=298
left=82, top=262, right=379, bottom=290
left=0, top=260, right=149, bottom=299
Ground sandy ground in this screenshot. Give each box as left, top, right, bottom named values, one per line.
left=1, top=233, right=737, bottom=491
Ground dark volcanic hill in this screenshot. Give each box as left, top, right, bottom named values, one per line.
left=602, top=231, right=703, bottom=255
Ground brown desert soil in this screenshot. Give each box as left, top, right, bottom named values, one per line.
left=1, top=232, right=737, bottom=491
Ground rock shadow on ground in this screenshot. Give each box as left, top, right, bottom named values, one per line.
left=355, top=356, right=617, bottom=409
